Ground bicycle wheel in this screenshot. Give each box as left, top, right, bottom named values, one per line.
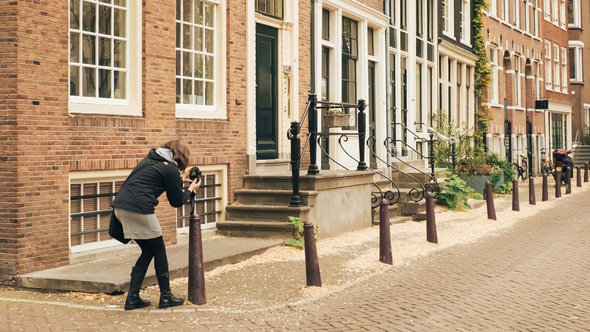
left=521, top=160, right=528, bottom=180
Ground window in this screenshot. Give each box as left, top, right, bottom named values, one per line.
left=553, top=44, right=560, bottom=90
left=552, top=0, right=558, bottom=25
left=569, top=45, right=583, bottom=82
left=177, top=173, right=221, bottom=229
left=321, top=47, right=330, bottom=101
left=400, top=0, right=408, bottom=51
left=561, top=47, right=568, bottom=92
left=322, top=9, right=330, bottom=41
left=460, top=0, right=470, bottom=43
left=504, top=0, right=510, bottom=21
left=524, top=0, right=531, bottom=33
left=545, top=41, right=552, bottom=90
left=515, top=56, right=521, bottom=106
left=568, top=0, right=581, bottom=27
left=175, top=0, right=226, bottom=119
left=69, top=0, right=141, bottom=115
left=552, top=113, right=564, bottom=149
left=490, top=0, right=497, bottom=16
left=442, top=0, right=453, bottom=35
left=255, top=0, right=283, bottom=19
left=342, top=17, right=358, bottom=106
left=533, top=0, right=539, bottom=35
left=368, top=27, right=375, bottom=56
left=544, top=0, right=551, bottom=20
left=514, top=0, right=520, bottom=26
left=491, top=48, right=499, bottom=103
left=560, top=0, right=566, bottom=28
left=69, top=173, right=126, bottom=252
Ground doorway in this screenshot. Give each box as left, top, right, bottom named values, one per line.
left=256, top=24, right=279, bottom=160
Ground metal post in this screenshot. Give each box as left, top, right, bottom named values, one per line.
left=529, top=176, right=536, bottom=205
left=555, top=171, right=562, bottom=198
left=304, top=222, right=322, bottom=287
left=485, top=181, right=496, bottom=220
left=542, top=172, right=548, bottom=201
left=425, top=193, right=438, bottom=243
left=188, top=194, right=206, bottom=305
left=289, top=121, right=302, bottom=207
left=429, top=133, right=435, bottom=177
left=585, top=162, right=589, bottom=182
left=357, top=99, right=368, bottom=171
left=576, top=166, right=582, bottom=187
left=379, top=199, right=392, bottom=264
left=307, top=94, right=320, bottom=175
left=512, top=180, right=519, bottom=211
left=565, top=168, right=572, bottom=194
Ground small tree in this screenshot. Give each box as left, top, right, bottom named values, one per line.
left=432, top=110, right=474, bottom=170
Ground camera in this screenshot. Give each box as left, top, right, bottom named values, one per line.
left=189, top=166, right=202, bottom=181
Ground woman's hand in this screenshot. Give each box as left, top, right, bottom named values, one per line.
left=188, top=177, right=201, bottom=193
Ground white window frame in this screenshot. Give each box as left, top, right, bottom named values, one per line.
left=568, top=0, right=581, bottom=28
left=442, top=0, right=454, bottom=37
left=559, top=0, right=566, bottom=29
left=545, top=41, right=552, bottom=90
left=533, top=0, right=539, bottom=36
left=514, top=55, right=521, bottom=106
left=553, top=44, right=560, bottom=90
left=504, top=0, right=510, bottom=22
left=544, top=0, right=551, bottom=20
left=552, top=0, right=559, bottom=25
left=491, top=48, right=499, bottom=103
left=460, top=0, right=471, bottom=45
left=490, top=0, right=497, bottom=16
left=514, top=0, right=520, bottom=26
left=175, top=0, right=227, bottom=119
left=561, top=46, right=568, bottom=92
left=569, top=42, right=583, bottom=83
left=69, top=0, right=142, bottom=116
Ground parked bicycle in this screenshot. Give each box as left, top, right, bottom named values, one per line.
left=512, top=152, right=528, bottom=182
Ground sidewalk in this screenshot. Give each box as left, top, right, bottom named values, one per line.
left=6, top=176, right=588, bottom=312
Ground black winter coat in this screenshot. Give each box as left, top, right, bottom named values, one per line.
left=112, top=149, right=191, bottom=214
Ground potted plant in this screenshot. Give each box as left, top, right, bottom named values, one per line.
left=322, top=108, right=351, bottom=128
left=456, top=147, right=493, bottom=194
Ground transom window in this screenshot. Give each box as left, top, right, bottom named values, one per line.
left=69, top=0, right=128, bottom=100
left=176, top=0, right=216, bottom=107
left=255, top=0, right=283, bottom=19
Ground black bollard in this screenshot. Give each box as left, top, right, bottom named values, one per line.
left=304, top=222, right=322, bottom=287
left=512, top=179, right=519, bottom=211
left=577, top=166, right=582, bottom=187
left=425, top=193, right=438, bottom=244
left=485, top=181, right=496, bottom=220
left=585, top=162, right=588, bottom=183
left=379, top=199, right=393, bottom=264
left=566, top=168, right=572, bottom=194
left=542, top=173, right=549, bottom=202
left=188, top=195, right=206, bottom=305
left=529, top=177, right=536, bottom=205
left=555, top=171, right=562, bottom=198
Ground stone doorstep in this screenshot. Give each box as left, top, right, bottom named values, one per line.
left=17, top=235, right=284, bottom=294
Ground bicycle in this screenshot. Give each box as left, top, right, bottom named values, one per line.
left=512, top=153, right=528, bottom=182
left=540, top=148, right=553, bottom=176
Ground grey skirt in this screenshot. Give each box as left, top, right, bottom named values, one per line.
left=114, top=208, right=163, bottom=240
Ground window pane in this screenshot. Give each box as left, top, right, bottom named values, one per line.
left=70, top=32, right=80, bottom=62
left=194, top=0, right=203, bottom=24
left=176, top=23, right=181, bottom=48
left=70, top=66, right=80, bottom=96
left=99, top=69, right=111, bottom=98
left=82, top=34, right=96, bottom=64
left=322, top=9, right=330, bottom=40
left=183, top=52, right=192, bottom=76
left=83, top=67, right=96, bottom=97
left=176, top=78, right=181, bottom=103
left=183, top=79, right=193, bottom=103
left=183, top=0, right=191, bottom=22
left=82, top=1, right=96, bottom=32
left=205, top=29, right=214, bottom=53
left=99, top=37, right=111, bottom=66
left=113, top=39, right=125, bottom=67
left=194, top=53, right=203, bottom=78
left=194, top=27, right=203, bottom=52
left=70, top=0, right=80, bottom=29
left=183, top=24, right=191, bottom=49
left=99, top=5, right=111, bottom=35
left=113, top=70, right=126, bottom=98
left=176, top=0, right=181, bottom=20
left=114, top=0, right=125, bottom=6
left=195, top=81, right=203, bottom=104
left=205, top=2, right=214, bottom=27
left=205, top=82, right=214, bottom=105
left=114, top=8, right=126, bottom=37
left=205, top=55, right=214, bottom=79
left=176, top=50, right=181, bottom=76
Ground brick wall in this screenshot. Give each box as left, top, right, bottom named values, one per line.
left=0, top=0, right=18, bottom=280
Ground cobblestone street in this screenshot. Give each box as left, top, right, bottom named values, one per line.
left=2, top=188, right=590, bottom=331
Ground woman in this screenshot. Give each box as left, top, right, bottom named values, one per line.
left=112, top=139, right=200, bottom=310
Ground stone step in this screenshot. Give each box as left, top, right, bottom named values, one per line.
left=401, top=200, right=427, bottom=220
left=391, top=159, right=428, bottom=171
left=225, top=204, right=310, bottom=223
left=255, top=159, right=291, bottom=174
left=216, top=220, right=293, bottom=238
left=234, top=189, right=318, bottom=207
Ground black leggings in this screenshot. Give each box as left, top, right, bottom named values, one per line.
left=134, top=236, right=168, bottom=272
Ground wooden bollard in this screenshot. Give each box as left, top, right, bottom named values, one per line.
left=577, top=166, right=582, bottom=187
left=485, top=181, right=496, bottom=220
left=304, top=222, right=322, bottom=287
left=529, top=177, right=536, bottom=205
left=555, top=171, right=562, bottom=198
left=425, top=193, right=438, bottom=244
left=379, top=199, right=392, bottom=264
left=512, top=179, right=519, bottom=211
left=542, top=172, right=549, bottom=202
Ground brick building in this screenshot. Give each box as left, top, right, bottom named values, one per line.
left=568, top=0, right=590, bottom=143
left=483, top=0, right=546, bottom=174
left=0, top=0, right=395, bottom=281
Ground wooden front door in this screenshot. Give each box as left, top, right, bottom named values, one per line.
left=256, top=24, right=279, bottom=160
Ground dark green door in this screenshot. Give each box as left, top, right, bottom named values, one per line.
left=256, top=24, right=279, bottom=160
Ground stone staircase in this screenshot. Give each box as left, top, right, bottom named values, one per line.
left=572, top=145, right=590, bottom=167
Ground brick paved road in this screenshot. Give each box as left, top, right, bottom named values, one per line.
left=3, top=191, right=590, bottom=331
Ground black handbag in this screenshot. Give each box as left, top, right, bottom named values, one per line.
left=109, top=211, right=130, bottom=244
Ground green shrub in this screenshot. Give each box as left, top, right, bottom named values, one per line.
left=436, top=172, right=482, bottom=210
left=487, top=153, right=514, bottom=193
left=284, top=216, right=318, bottom=249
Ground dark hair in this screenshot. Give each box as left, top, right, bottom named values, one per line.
left=160, top=139, right=190, bottom=170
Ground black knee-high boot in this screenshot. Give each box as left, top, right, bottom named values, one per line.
left=124, top=267, right=151, bottom=310
left=155, top=265, right=184, bottom=308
